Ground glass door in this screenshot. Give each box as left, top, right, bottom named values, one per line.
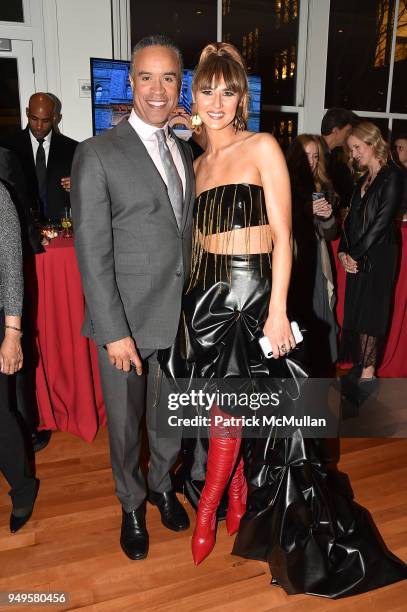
left=0, top=39, right=35, bottom=141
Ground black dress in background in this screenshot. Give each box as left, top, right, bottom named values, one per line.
left=339, top=164, right=403, bottom=367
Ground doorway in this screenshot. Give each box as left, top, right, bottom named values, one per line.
left=0, top=39, right=35, bottom=142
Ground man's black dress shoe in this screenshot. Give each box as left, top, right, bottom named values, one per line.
left=32, top=429, right=52, bottom=453
left=148, top=490, right=190, bottom=532
left=120, top=506, right=149, bottom=560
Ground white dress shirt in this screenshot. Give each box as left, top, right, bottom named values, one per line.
left=128, top=109, right=186, bottom=197
left=29, top=129, right=52, bottom=166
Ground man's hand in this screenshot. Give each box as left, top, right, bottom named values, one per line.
left=61, top=176, right=71, bottom=192
left=105, top=336, right=143, bottom=374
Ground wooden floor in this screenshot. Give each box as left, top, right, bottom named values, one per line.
left=1, top=431, right=406, bottom=612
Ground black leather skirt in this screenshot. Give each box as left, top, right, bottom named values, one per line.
left=160, top=252, right=407, bottom=598
left=160, top=253, right=306, bottom=385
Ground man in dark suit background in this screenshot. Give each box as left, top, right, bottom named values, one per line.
left=10, top=92, right=77, bottom=222
left=320, top=107, right=359, bottom=208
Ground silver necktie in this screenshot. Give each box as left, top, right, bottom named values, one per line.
left=155, top=129, right=183, bottom=228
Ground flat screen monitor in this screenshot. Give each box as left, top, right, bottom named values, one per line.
left=90, top=58, right=262, bottom=136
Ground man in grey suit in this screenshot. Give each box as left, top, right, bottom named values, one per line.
left=71, top=35, right=194, bottom=560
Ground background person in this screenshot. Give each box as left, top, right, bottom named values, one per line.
left=287, top=134, right=338, bottom=375
left=393, top=133, right=407, bottom=218
left=0, top=181, right=38, bottom=533
left=9, top=92, right=77, bottom=223
left=320, top=107, right=359, bottom=208
left=338, top=122, right=403, bottom=390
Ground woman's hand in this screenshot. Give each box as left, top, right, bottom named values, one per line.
left=263, top=311, right=296, bottom=359
left=0, top=332, right=23, bottom=375
left=338, top=251, right=358, bottom=273
left=312, top=197, right=332, bottom=218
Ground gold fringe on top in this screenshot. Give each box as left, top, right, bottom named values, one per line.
left=186, top=184, right=272, bottom=292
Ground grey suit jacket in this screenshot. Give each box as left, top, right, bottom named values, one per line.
left=71, top=119, right=195, bottom=349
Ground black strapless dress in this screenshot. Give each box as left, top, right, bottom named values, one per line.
left=160, top=184, right=407, bottom=598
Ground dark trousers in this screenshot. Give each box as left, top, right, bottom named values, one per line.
left=14, top=332, right=39, bottom=431
left=0, top=312, right=37, bottom=510
left=9, top=259, right=40, bottom=433
left=97, top=347, right=182, bottom=513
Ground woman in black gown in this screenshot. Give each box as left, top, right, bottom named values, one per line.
left=338, top=122, right=403, bottom=392
left=161, top=45, right=407, bottom=597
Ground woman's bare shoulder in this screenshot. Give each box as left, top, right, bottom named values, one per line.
left=242, top=132, right=286, bottom=171
left=246, top=131, right=281, bottom=152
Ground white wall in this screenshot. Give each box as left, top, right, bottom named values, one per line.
left=52, top=0, right=112, bottom=141
left=0, top=0, right=112, bottom=141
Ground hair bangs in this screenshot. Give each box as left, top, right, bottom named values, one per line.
left=193, top=54, right=247, bottom=97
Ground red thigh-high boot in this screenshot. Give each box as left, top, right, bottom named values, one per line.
left=191, top=434, right=241, bottom=565
left=226, top=456, right=247, bottom=536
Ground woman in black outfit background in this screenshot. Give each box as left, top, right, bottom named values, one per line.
left=0, top=180, right=38, bottom=533
left=338, top=122, right=403, bottom=388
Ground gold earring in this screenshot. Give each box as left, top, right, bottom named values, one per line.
left=190, top=113, right=203, bottom=135
left=191, top=114, right=203, bottom=127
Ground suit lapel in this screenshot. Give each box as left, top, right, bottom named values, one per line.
left=22, top=127, right=36, bottom=171
left=47, top=131, right=57, bottom=180
left=22, top=128, right=39, bottom=196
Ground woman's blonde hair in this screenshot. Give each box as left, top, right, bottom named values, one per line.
left=349, top=121, right=389, bottom=167
left=192, top=42, right=249, bottom=130
left=296, top=134, right=331, bottom=189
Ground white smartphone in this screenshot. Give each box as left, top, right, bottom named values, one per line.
left=258, top=321, right=303, bottom=358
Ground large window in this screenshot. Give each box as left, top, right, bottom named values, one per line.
left=261, top=110, right=298, bottom=150
left=222, top=0, right=300, bottom=106
left=222, top=0, right=301, bottom=145
left=391, top=0, right=407, bottom=113
left=130, top=0, right=217, bottom=68
left=393, top=118, right=407, bottom=137
left=326, top=0, right=396, bottom=112
left=326, top=0, right=407, bottom=135
left=128, top=0, right=301, bottom=145
left=0, top=2, right=24, bottom=23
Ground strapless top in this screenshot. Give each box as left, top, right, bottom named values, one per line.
left=187, top=183, right=272, bottom=290
left=194, top=183, right=268, bottom=232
